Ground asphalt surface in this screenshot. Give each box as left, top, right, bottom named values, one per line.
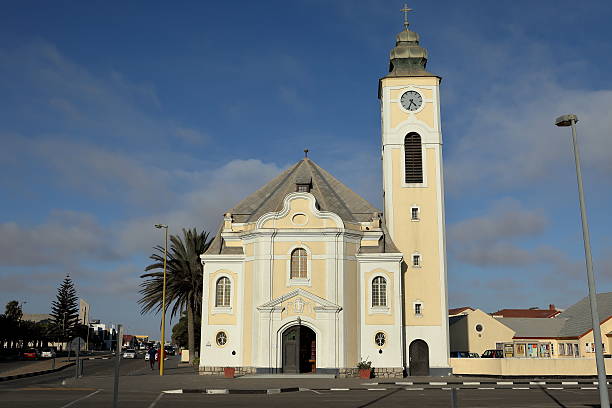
left=0, top=356, right=610, bottom=407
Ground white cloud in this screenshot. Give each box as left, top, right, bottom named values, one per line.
left=0, top=210, right=116, bottom=267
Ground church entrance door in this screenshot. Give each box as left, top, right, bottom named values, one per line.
left=408, top=339, right=429, bottom=376
left=281, top=325, right=316, bottom=373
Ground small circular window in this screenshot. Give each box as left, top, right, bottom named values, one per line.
left=375, top=332, right=386, bottom=347
left=216, top=331, right=227, bottom=346
left=475, top=324, right=483, bottom=333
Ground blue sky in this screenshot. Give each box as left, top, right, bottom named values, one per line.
left=1, top=1, right=611, bottom=338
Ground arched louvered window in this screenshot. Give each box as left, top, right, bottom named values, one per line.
left=404, top=133, right=423, bottom=183
left=290, top=248, right=307, bottom=279
left=372, top=276, right=387, bottom=307
left=215, top=277, right=231, bottom=307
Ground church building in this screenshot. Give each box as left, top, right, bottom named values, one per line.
left=199, top=9, right=450, bottom=377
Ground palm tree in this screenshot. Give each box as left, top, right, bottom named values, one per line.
left=139, top=228, right=212, bottom=364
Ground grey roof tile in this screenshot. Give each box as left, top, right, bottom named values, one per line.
left=497, top=317, right=567, bottom=338
left=203, top=158, right=404, bottom=256
left=229, top=158, right=380, bottom=223
left=556, top=292, right=612, bottom=337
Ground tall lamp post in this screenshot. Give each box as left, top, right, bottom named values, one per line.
left=555, top=114, right=609, bottom=407
left=154, top=224, right=169, bottom=376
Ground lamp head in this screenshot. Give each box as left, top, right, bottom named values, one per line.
left=555, top=114, right=578, bottom=127
left=154, top=224, right=168, bottom=229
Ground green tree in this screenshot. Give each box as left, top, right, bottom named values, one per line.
left=139, top=228, right=211, bottom=364
left=172, top=310, right=201, bottom=350
left=4, top=300, right=23, bottom=321
left=50, top=276, right=79, bottom=342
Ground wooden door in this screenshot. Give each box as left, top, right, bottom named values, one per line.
left=409, top=339, right=429, bottom=376
left=282, top=326, right=299, bottom=373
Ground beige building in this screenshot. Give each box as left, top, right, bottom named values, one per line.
left=450, top=293, right=612, bottom=360
left=199, top=10, right=451, bottom=377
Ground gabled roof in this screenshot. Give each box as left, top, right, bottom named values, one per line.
left=449, top=307, right=474, bottom=316
left=492, top=308, right=560, bottom=318
left=204, top=158, right=401, bottom=256
left=557, top=292, right=612, bottom=337
left=228, top=158, right=380, bottom=224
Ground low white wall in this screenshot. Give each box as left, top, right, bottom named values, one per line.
left=451, top=357, right=612, bottom=376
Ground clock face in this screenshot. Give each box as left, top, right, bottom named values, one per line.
left=400, top=91, right=423, bottom=111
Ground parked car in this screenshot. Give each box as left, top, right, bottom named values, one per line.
left=481, top=349, right=504, bottom=358
left=469, top=352, right=480, bottom=358
left=450, top=351, right=470, bottom=358
left=22, top=349, right=40, bottom=360
left=40, top=348, right=56, bottom=358
left=122, top=349, right=137, bottom=359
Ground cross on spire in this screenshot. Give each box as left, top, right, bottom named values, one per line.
left=400, top=3, right=412, bottom=30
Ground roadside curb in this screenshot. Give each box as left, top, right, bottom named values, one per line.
left=0, top=362, right=75, bottom=382
left=367, top=380, right=611, bottom=386
left=161, top=381, right=612, bottom=395
left=163, top=387, right=300, bottom=395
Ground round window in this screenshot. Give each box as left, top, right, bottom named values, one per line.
left=216, top=331, right=227, bottom=346
left=475, top=324, right=483, bottom=332
left=375, top=332, right=386, bottom=347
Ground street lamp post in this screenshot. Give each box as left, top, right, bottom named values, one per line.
left=555, top=114, right=609, bottom=407
left=154, top=224, right=169, bottom=376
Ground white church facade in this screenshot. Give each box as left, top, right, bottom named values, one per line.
left=199, top=11, right=450, bottom=377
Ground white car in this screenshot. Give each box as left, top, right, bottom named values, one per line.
left=40, top=348, right=56, bottom=358
left=122, top=349, right=137, bottom=359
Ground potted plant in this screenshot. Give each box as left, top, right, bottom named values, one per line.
left=224, top=367, right=235, bottom=378
left=357, top=359, right=372, bottom=379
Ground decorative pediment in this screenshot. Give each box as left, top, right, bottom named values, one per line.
left=255, top=192, right=344, bottom=230
left=257, top=288, right=342, bottom=313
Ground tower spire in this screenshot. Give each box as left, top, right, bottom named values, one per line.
left=400, top=4, right=412, bottom=31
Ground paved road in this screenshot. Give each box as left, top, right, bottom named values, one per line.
left=0, top=358, right=609, bottom=407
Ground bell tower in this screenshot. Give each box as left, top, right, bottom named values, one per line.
left=379, top=5, right=450, bottom=374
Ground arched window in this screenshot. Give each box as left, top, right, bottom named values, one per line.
left=290, top=248, right=307, bottom=279
left=404, top=133, right=423, bottom=183
left=215, top=277, right=231, bottom=307
left=372, top=276, right=387, bottom=307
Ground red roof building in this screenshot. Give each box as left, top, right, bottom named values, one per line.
left=491, top=304, right=561, bottom=318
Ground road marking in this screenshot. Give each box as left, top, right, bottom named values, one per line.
left=512, top=387, right=529, bottom=390
left=207, top=389, right=228, bottom=394
left=547, top=387, right=563, bottom=390
left=367, top=388, right=387, bottom=391
left=430, top=382, right=447, bottom=385
left=147, top=392, right=164, bottom=408
left=463, top=382, right=480, bottom=385
left=395, top=382, right=413, bottom=385
left=405, top=387, right=424, bottom=391
left=530, top=381, right=546, bottom=385
left=442, top=387, right=451, bottom=390
left=582, top=387, right=597, bottom=390
left=163, top=389, right=183, bottom=394
left=60, top=389, right=101, bottom=408
left=362, top=382, right=378, bottom=385
left=478, top=387, right=494, bottom=390
left=562, top=381, right=578, bottom=385
left=497, top=381, right=513, bottom=385
left=330, top=388, right=350, bottom=391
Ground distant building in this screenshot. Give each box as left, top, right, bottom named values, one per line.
left=22, top=314, right=52, bottom=323
left=450, top=293, right=612, bottom=359
left=79, top=299, right=91, bottom=325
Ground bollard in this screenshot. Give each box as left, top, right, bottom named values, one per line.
left=450, top=387, right=458, bottom=408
